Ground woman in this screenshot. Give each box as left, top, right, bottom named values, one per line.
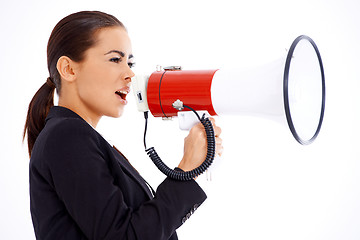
left=24, top=11, right=222, bottom=240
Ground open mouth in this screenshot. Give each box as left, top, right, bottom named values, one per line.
left=115, top=87, right=131, bottom=104
left=115, top=90, right=128, bottom=100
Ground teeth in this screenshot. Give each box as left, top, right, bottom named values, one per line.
left=116, top=90, right=128, bottom=94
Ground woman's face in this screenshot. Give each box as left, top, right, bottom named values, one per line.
left=72, top=26, right=135, bottom=122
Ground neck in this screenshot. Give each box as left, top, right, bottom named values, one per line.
left=58, top=87, right=101, bottom=128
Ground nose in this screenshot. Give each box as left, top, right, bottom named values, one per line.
left=124, top=67, right=135, bottom=82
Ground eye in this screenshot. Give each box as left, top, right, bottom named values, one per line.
left=110, top=57, right=121, bottom=63
left=128, top=62, right=136, bottom=69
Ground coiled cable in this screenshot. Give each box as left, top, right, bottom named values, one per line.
left=143, top=105, right=216, bottom=181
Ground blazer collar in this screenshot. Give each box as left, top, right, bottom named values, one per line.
left=46, top=106, right=154, bottom=199
left=46, top=106, right=84, bottom=122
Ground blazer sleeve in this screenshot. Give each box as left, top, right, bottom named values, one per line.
left=43, top=118, right=207, bottom=240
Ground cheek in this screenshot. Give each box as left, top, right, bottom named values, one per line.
left=77, top=65, right=122, bottom=114
left=78, top=70, right=102, bottom=96
left=77, top=68, right=110, bottom=105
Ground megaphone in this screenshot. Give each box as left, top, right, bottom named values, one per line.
left=132, top=35, right=325, bottom=180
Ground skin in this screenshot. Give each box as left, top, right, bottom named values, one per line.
left=57, top=26, right=135, bottom=128
left=56, top=26, right=223, bottom=173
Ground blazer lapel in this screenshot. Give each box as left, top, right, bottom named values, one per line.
left=46, top=107, right=155, bottom=199
left=111, top=146, right=154, bottom=199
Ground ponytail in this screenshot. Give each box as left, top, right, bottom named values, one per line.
left=23, top=77, right=55, bottom=157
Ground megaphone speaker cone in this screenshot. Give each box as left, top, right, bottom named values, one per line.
left=284, top=35, right=326, bottom=145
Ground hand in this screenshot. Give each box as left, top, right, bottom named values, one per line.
left=178, top=118, right=223, bottom=173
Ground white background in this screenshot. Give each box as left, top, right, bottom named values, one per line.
left=0, top=0, right=359, bottom=239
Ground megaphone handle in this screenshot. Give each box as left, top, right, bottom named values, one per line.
left=178, top=110, right=218, bottom=181
left=206, top=155, right=221, bottom=181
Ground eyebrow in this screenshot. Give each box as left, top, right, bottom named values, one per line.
left=105, top=50, right=134, bottom=59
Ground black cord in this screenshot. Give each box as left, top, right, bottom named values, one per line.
left=143, top=108, right=215, bottom=181
left=143, top=111, right=149, bottom=149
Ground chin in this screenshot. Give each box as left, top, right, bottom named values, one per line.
left=105, top=105, right=125, bottom=118
left=113, top=109, right=125, bottom=118
left=107, top=112, right=123, bottom=118
left=116, top=112, right=124, bottom=118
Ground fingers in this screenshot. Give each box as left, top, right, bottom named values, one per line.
left=209, top=117, right=222, bottom=137
left=215, top=136, right=224, bottom=157
left=209, top=118, right=224, bottom=156
left=193, top=117, right=224, bottom=156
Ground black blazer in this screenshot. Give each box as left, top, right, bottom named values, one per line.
left=29, top=106, right=207, bottom=240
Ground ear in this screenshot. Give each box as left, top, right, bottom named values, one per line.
left=56, top=56, right=77, bottom=82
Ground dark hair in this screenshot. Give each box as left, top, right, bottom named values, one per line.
left=23, top=11, right=124, bottom=157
